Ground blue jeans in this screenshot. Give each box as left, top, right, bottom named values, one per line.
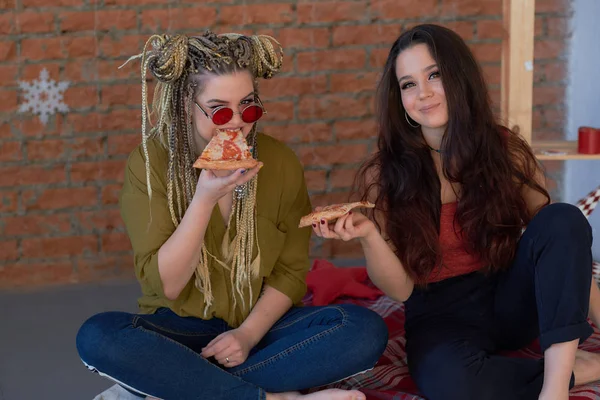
left=76, top=304, right=388, bottom=400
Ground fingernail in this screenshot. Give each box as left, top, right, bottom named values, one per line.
left=320, top=220, right=325, bottom=225
left=349, top=211, right=352, bottom=215
left=241, top=169, right=246, bottom=174
left=312, top=223, right=317, bottom=228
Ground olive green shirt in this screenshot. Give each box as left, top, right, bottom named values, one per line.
left=119, top=133, right=312, bottom=327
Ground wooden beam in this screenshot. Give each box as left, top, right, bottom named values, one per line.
left=501, top=0, right=535, bottom=144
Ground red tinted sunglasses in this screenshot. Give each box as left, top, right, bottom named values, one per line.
left=194, top=97, right=267, bottom=126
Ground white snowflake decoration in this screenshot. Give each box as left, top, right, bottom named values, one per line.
left=18, top=68, right=70, bottom=125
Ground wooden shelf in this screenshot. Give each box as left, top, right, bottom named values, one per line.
left=533, top=140, right=600, bottom=160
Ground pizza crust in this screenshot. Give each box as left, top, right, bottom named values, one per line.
left=299, top=201, right=375, bottom=228
left=193, top=158, right=259, bottom=170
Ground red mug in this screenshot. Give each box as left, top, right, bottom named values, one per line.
left=578, top=126, right=600, bottom=154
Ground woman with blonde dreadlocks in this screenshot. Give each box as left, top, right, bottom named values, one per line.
left=76, top=31, right=388, bottom=400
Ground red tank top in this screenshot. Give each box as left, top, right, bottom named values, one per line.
left=426, top=202, right=486, bottom=283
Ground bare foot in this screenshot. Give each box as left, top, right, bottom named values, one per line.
left=574, top=349, right=600, bottom=386
left=268, top=389, right=366, bottom=400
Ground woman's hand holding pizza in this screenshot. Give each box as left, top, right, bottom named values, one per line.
left=194, top=163, right=262, bottom=206
left=312, top=208, right=377, bottom=242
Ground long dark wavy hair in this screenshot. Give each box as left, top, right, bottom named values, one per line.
left=354, top=24, right=550, bottom=284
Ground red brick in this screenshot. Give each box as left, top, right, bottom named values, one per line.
left=440, top=21, right=475, bottom=41
left=299, top=144, right=368, bottom=166
left=63, top=86, right=98, bottom=109
left=22, top=0, right=81, bottom=7
left=22, top=235, right=97, bottom=258
left=97, top=60, right=138, bottom=81
left=141, top=7, right=216, bottom=31
left=263, top=101, right=294, bottom=122
left=96, top=10, right=137, bottom=31
left=101, top=232, right=131, bottom=252
left=102, top=184, right=122, bottom=204
left=76, top=209, right=123, bottom=232
left=0, top=165, right=65, bottom=188
left=101, top=84, right=141, bottom=107
left=482, top=64, right=501, bottom=85
left=21, top=37, right=63, bottom=60
left=371, top=0, right=438, bottom=19
left=532, top=109, right=543, bottom=130
left=304, top=170, right=327, bottom=192
left=17, top=11, right=55, bottom=33
left=0, top=141, right=21, bottom=162
left=98, top=35, right=143, bottom=58
left=440, top=0, right=501, bottom=16
left=0, top=262, right=77, bottom=288
left=369, top=48, right=390, bottom=69
left=261, top=76, right=327, bottom=100
left=3, top=214, right=72, bottom=236
left=27, top=139, right=66, bottom=161
left=297, top=49, right=366, bottom=72
left=59, top=11, right=95, bottom=32
left=477, top=20, right=505, bottom=39
left=277, top=28, right=330, bottom=49
left=0, top=41, right=15, bottom=61
left=0, top=0, right=15, bottom=9
left=0, top=65, right=18, bottom=86
left=264, top=122, right=332, bottom=144
left=535, top=0, right=569, bottom=13
left=64, top=59, right=98, bottom=83
left=105, top=0, right=167, bottom=4
left=0, top=121, right=13, bottom=140
left=219, top=4, right=293, bottom=25
left=332, top=24, right=400, bottom=46
left=542, top=107, right=565, bottom=127
left=66, top=113, right=101, bottom=134
left=23, top=186, right=97, bottom=210
left=0, top=90, right=16, bottom=112
left=310, top=191, right=351, bottom=208
left=21, top=63, right=60, bottom=81
left=535, top=16, right=545, bottom=37
left=470, top=42, right=502, bottom=63
left=330, top=168, right=357, bottom=189
left=18, top=114, right=62, bottom=138
left=334, top=119, right=378, bottom=140
left=0, top=241, right=18, bottom=261
left=63, top=36, right=96, bottom=58
left=331, top=72, right=379, bottom=93
left=533, top=86, right=564, bottom=106
left=299, top=95, right=371, bottom=120
left=0, top=191, right=18, bottom=212
left=107, top=134, right=139, bottom=156
left=328, top=239, right=364, bottom=258
left=71, top=137, right=105, bottom=159
left=71, top=160, right=126, bottom=183
left=534, top=40, right=565, bottom=60
left=547, top=17, right=569, bottom=38
left=76, top=254, right=135, bottom=282
left=298, top=1, right=367, bottom=23
left=100, top=109, right=142, bottom=131
left=544, top=61, right=566, bottom=82
left=0, top=12, right=15, bottom=35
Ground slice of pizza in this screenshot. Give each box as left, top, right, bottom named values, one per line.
left=193, top=129, right=259, bottom=170
left=299, top=201, right=376, bottom=228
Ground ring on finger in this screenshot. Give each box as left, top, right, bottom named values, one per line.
left=226, top=357, right=230, bottom=363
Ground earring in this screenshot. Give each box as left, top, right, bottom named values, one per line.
left=405, top=111, right=420, bottom=128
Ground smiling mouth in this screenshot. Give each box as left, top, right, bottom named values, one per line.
left=420, top=104, right=439, bottom=112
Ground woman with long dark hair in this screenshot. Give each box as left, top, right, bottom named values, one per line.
left=313, top=24, right=600, bottom=400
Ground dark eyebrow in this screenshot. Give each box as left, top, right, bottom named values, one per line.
left=398, top=64, right=439, bottom=83
left=206, top=92, right=255, bottom=104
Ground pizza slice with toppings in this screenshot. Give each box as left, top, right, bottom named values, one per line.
left=299, top=201, right=376, bottom=228
left=193, top=129, right=259, bottom=170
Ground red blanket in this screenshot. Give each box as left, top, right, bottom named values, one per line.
left=304, top=267, right=600, bottom=400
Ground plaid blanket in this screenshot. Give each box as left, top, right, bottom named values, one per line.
left=304, top=292, right=600, bottom=400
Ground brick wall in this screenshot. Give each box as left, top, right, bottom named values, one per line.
left=0, top=0, right=571, bottom=288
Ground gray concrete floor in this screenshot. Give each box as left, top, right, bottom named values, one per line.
left=0, top=280, right=141, bottom=400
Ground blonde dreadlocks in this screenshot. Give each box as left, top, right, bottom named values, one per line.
left=122, top=31, right=283, bottom=317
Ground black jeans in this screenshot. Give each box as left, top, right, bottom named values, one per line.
left=404, top=203, right=594, bottom=400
